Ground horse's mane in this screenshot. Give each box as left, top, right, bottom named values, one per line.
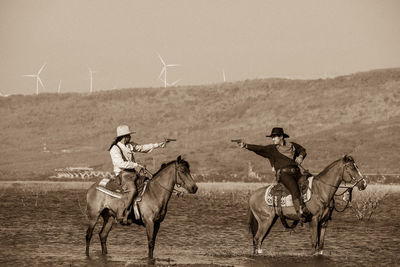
left=152, top=158, right=190, bottom=178
left=315, top=158, right=342, bottom=179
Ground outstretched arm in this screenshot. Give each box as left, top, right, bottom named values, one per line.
left=234, top=140, right=271, bottom=159
left=132, top=142, right=165, bottom=153
left=245, top=144, right=272, bottom=159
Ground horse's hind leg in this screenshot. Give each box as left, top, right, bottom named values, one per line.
left=99, top=210, right=114, bottom=255
left=252, top=210, right=277, bottom=255
left=248, top=208, right=259, bottom=254
left=86, top=215, right=100, bottom=256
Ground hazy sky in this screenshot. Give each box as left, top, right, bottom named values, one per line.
left=1, top=0, right=399, bottom=95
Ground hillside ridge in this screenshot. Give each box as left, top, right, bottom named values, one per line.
left=1, top=68, right=399, bottom=181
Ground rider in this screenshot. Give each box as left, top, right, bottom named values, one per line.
left=109, top=125, right=166, bottom=224
left=237, top=127, right=308, bottom=222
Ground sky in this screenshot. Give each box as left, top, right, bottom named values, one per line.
left=0, top=0, right=400, bottom=95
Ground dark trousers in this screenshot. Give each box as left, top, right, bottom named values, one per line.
left=279, top=172, right=301, bottom=201
left=120, top=170, right=138, bottom=205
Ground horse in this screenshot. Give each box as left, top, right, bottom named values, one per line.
left=248, top=155, right=367, bottom=255
left=85, top=156, right=198, bottom=262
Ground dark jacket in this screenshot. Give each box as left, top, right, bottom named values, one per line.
left=246, top=142, right=306, bottom=170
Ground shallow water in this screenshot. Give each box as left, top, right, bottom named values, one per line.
left=0, top=186, right=399, bottom=266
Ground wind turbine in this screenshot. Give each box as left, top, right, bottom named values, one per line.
left=157, top=53, right=181, bottom=88
left=222, top=69, right=226, bottom=82
left=112, top=80, right=119, bottom=90
left=22, top=63, right=46, bottom=95
left=88, top=66, right=97, bottom=93
left=57, top=80, right=62, bottom=94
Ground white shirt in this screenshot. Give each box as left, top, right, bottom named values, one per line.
left=109, top=141, right=159, bottom=175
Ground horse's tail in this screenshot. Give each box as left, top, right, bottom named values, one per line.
left=248, top=204, right=258, bottom=237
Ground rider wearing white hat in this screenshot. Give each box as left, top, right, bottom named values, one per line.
left=109, top=125, right=166, bottom=224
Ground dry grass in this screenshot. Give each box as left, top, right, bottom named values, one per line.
left=349, top=184, right=400, bottom=221
left=0, top=181, right=93, bottom=191
left=197, top=182, right=265, bottom=194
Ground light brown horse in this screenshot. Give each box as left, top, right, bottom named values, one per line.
left=248, top=155, right=367, bottom=255
left=85, top=156, right=198, bottom=262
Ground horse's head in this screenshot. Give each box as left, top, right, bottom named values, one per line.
left=175, top=155, right=198, bottom=194
left=342, top=155, right=367, bottom=191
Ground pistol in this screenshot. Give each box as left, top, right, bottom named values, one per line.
left=165, top=138, right=177, bottom=143
left=231, top=139, right=243, bottom=144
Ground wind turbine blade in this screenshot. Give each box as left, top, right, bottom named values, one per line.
left=157, top=53, right=166, bottom=65
left=23, top=74, right=36, bottom=77
left=38, top=63, right=47, bottom=74
left=38, top=77, right=44, bottom=88
left=170, top=79, right=181, bottom=86
left=167, top=64, right=180, bottom=67
left=158, top=67, right=166, bottom=79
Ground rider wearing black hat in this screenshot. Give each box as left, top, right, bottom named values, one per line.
left=237, top=127, right=308, bottom=221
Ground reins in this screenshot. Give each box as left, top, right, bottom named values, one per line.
left=310, top=162, right=366, bottom=212
left=143, top=163, right=185, bottom=197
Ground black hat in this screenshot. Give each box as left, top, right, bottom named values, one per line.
left=266, top=127, right=290, bottom=138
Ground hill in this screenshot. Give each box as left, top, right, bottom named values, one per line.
left=1, top=68, right=399, bottom=182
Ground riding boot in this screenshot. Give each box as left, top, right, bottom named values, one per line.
left=122, top=189, right=137, bottom=225
left=115, top=201, right=125, bottom=223
left=300, top=197, right=311, bottom=221
left=293, top=198, right=305, bottom=222
left=122, top=205, right=132, bottom=225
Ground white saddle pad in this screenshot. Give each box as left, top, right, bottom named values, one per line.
left=264, top=176, right=314, bottom=207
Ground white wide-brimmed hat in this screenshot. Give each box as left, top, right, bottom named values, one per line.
left=116, top=125, right=135, bottom=137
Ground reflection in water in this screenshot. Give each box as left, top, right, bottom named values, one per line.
left=0, top=188, right=399, bottom=266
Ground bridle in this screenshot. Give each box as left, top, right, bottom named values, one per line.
left=313, top=161, right=366, bottom=190
left=145, top=161, right=190, bottom=196
left=320, top=161, right=366, bottom=212
left=305, top=160, right=366, bottom=213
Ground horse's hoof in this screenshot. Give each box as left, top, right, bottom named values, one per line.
left=255, top=248, right=263, bottom=255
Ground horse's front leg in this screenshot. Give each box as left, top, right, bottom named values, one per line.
left=145, top=220, right=160, bottom=262
left=317, top=220, right=328, bottom=255
left=309, top=217, right=319, bottom=255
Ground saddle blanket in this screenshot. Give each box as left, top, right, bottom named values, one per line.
left=264, top=176, right=314, bottom=207
left=96, top=178, right=123, bottom=199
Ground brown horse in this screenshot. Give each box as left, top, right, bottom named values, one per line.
left=248, top=155, right=367, bottom=255
left=85, top=156, right=198, bottom=262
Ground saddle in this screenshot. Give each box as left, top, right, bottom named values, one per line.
left=95, top=175, right=149, bottom=200
left=265, top=175, right=314, bottom=207
left=95, top=178, right=123, bottom=199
